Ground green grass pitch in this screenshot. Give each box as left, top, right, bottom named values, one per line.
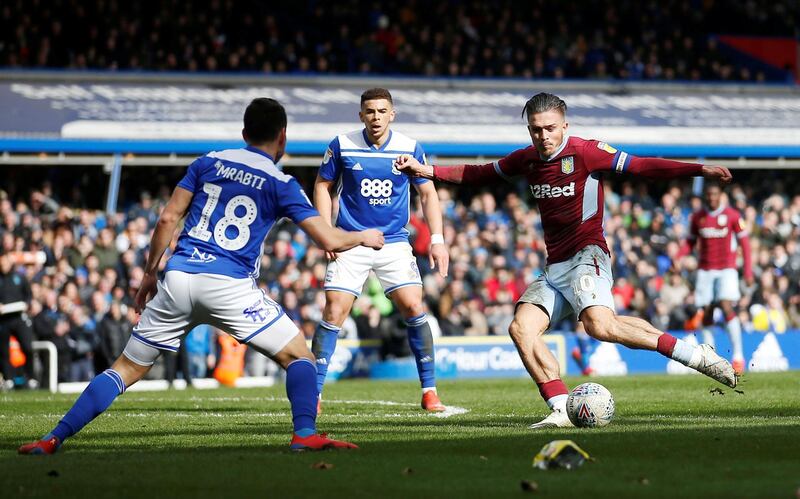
left=2, top=372, right=799, bottom=498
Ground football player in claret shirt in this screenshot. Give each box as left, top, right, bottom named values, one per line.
left=19, top=98, right=384, bottom=454
left=681, top=182, right=752, bottom=374
left=396, top=92, right=738, bottom=428
left=312, top=88, right=449, bottom=413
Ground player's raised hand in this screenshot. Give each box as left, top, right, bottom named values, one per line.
left=394, top=154, right=434, bottom=179
left=134, top=272, right=159, bottom=313
left=701, top=165, right=732, bottom=184
left=429, top=241, right=449, bottom=278
left=360, top=229, right=385, bottom=250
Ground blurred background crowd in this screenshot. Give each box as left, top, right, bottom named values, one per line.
left=2, top=0, right=797, bottom=81
left=1, top=167, right=797, bottom=387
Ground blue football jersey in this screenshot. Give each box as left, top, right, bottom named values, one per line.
left=318, top=129, right=429, bottom=243
left=166, top=146, right=319, bottom=278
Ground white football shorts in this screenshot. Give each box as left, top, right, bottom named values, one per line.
left=694, top=268, right=741, bottom=307
left=123, top=271, right=298, bottom=366
left=518, top=245, right=615, bottom=327
left=323, top=242, right=422, bottom=297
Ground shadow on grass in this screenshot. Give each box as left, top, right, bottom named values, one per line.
left=2, top=425, right=799, bottom=499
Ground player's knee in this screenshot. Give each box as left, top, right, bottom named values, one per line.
left=508, top=317, right=546, bottom=342
left=323, top=301, right=350, bottom=325
left=401, top=301, right=425, bottom=320
left=719, top=301, right=735, bottom=316
left=275, top=348, right=315, bottom=369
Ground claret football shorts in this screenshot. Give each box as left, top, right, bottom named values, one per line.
left=123, top=271, right=298, bottom=366
left=518, top=245, right=615, bottom=327
left=323, top=241, right=423, bottom=297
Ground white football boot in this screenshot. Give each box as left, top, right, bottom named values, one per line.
left=693, top=344, right=738, bottom=388
left=528, top=408, right=574, bottom=429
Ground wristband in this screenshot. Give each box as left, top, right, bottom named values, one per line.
left=430, top=234, right=444, bottom=245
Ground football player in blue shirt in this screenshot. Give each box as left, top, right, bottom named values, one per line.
left=19, top=98, right=384, bottom=454
left=312, top=88, right=450, bottom=412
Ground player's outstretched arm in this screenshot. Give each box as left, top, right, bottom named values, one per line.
left=394, top=154, right=505, bottom=185
left=700, top=165, right=733, bottom=184
left=135, top=186, right=193, bottom=312
left=299, top=216, right=384, bottom=252
left=617, top=155, right=732, bottom=184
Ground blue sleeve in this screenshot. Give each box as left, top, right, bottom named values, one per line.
left=411, top=142, right=430, bottom=186
left=318, top=138, right=342, bottom=181
left=278, top=177, right=320, bottom=224
left=177, top=156, right=204, bottom=192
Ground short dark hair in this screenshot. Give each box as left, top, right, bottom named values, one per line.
left=243, top=98, right=287, bottom=143
left=521, top=92, right=567, bottom=120
left=361, top=88, right=393, bottom=106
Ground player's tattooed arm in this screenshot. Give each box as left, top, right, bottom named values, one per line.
left=298, top=216, right=384, bottom=252
left=135, top=186, right=193, bottom=312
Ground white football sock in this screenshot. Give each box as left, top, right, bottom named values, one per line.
left=726, top=317, right=744, bottom=360
left=672, top=338, right=701, bottom=368
left=701, top=328, right=715, bottom=347
left=547, top=394, right=568, bottom=412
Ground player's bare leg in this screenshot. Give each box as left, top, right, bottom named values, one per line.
left=508, top=304, right=573, bottom=429
left=390, top=285, right=444, bottom=412
left=701, top=304, right=717, bottom=347
left=719, top=299, right=745, bottom=374
left=18, top=354, right=151, bottom=455
left=263, top=333, right=357, bottom=451
left=580, top=306, right=737, bottom=387
left=311, top=290, right=357, bottom=412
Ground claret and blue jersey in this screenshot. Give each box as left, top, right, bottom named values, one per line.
left=167, top=145, right=319, bottom=279
left=319, top=129, right=429, bottom=244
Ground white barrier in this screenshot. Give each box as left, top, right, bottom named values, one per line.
left=32, top=340, right=58, bottom=394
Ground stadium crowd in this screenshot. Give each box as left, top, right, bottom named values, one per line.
left=2, top=0, right=797, bottom=82
left=1, top=169, right=798, bottom=387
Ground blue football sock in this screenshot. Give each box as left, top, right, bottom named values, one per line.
left=49, top=369, right=126, bottom=442
left=405, top=313, right=436, bottom=389
left=285, top=358, right=318, bottom=435
left=311, top=320, right=340, bottom=395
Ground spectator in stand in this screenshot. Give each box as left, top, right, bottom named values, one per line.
left=2, top=169, right=800, bottom=381
left=1, top=0, right=797, bottom=82
left=184, top=325, right=216, bottom=379
left=96, top=301, right=131, bottom=371
left=0, top=250, right=37, bottom=389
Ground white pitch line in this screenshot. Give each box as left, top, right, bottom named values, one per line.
left=3, top=394, right=471, bottom=419
left=432, top=406, right=470, bottom=418
left=322, top=398, right=416, bottom=407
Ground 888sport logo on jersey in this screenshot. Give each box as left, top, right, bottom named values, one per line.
left=360, top=178, right=393, bottom=205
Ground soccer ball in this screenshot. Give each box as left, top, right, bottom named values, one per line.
left=566, top=382, right=615, bottom=428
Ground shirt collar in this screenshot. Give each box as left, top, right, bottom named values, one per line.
left=362, top=128, right=392, bottom=151
left=539, top=135, right=570, bottom=162
left=244, top=145, right=275, bottom=162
